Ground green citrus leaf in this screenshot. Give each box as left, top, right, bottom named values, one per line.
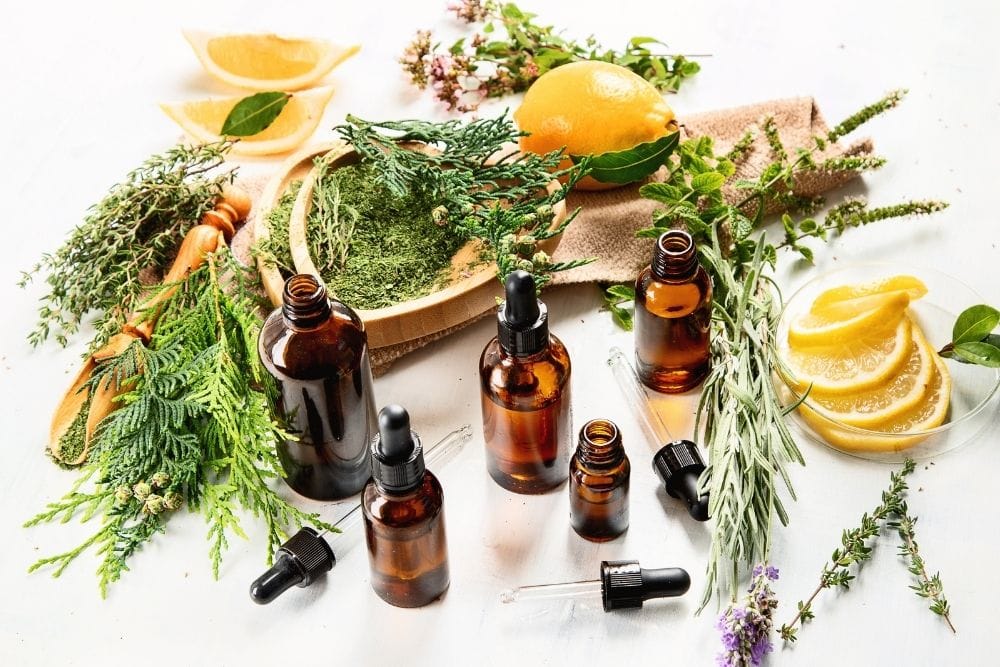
left=952, top=304, right=999, bottom=345
left=221, top=92, right=291, bottom=137
left=951, top=341, right=1000, bottom=367
left=571, top=131, right=679, bottom=184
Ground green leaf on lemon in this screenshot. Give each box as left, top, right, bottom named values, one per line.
left=571, top=131, right=679, bottom=184
left=221, top=92, right=291, bottom=137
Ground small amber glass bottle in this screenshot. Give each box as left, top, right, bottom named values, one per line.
left=634, top=230, right=713, bottom=393
left=259, top=274, right=377, bottom=500
left=363, top=405, right=450, bottom=608
left=480, top=271, right=572, bottom=494
left=570, top=419, right=630, bottom=542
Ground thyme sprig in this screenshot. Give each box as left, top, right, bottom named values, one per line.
left=334, top=113, right=591, bottom=286
left=401, top=0, right=701, bottom=112
left=20, top=142, right=235, bottom=351
left=609, top=91, right=948, bottom=607
left=779, top=460, right=914, bottom=641
left=26, top=249, right=331, bottom=595
left=893, top=508, right=956, bottom=633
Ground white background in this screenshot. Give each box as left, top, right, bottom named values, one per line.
left=2, top=1, right=998, bottom=665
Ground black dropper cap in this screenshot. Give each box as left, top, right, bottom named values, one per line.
left=652, top=440, right=710, bottom=521
left=370, top=405, right=425, bottom=493
left=249, top=527, right=335, bottom=605
left=497, top=270, right=549, bottom=356
left=600, top=560, right=691, bottom=611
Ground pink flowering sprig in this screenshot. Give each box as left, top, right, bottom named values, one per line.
left=400, top=0, right=703, bottom=112
left=717, top=565, right=779, bottom=667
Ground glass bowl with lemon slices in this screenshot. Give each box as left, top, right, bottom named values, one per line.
left=774, top=265, right=1000, bottom=462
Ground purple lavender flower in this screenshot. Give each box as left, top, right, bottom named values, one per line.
left=716, top=564, right=779, bottom=667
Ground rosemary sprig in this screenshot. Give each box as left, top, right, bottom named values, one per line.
left=334, top=113, right=591, bottom=286
left=26, top=249, right=332, bottom=594
left=615, top=91, right=949, bottom=607
left=779, top=460, right=914, bottom=641
left=892, top=509, right=957, bottom=633
left=20, top=142, right=235, bottom=351
left=309, top=156, right=359, bottom=275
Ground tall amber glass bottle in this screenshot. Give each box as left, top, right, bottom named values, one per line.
left=480, top=271, right=572, bottom=494
left=259, top=274, right=376, bottom=500
left=569, top=419, right=630, bottom=542
left=363, top=405, right=450, bottom=608
left=634, top=230, right=712, bottom=393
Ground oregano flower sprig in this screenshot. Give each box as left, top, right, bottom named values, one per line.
left=401, top=0, right=701, bottom=112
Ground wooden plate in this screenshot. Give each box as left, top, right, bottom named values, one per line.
left=254, top=143, right=567, bottom=349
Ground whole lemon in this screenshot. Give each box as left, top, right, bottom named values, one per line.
left=514, top=61, right=678, bottom=191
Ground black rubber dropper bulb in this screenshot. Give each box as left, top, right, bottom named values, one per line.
left=601, top=560, right=691, bottom=611
left=497, top=270, right=548, bottom=356
left=653, top=441, right=711, bottom=521
left=370, top=405, right=425, bottom=493
left=249, top=527, right=335, bottom=605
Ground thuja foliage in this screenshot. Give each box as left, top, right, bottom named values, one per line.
left=335, top=113, right=592, bottom=287
left=25, top=249, right=331, bottom=595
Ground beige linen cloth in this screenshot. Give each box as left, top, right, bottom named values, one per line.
left=237, top=97, right=873, bottom=375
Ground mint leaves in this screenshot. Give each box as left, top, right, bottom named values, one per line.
left=939, top=304, right=1000, bottom=367
left=221, top=92, right=291, bottom=137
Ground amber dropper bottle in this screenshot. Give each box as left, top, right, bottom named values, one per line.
left=634, top=230, right=713, bottom=393
left=569, top=419, right=630, bottom=542
left=259, top=274, right=376, bottom=501
left=480, top=270, right=572, bottom=494
left=363, top=405, right=450, bottom=608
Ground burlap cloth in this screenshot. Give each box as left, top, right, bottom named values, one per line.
left=235, top=97, right=873, bottom=375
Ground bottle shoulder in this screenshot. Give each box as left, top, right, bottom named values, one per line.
left=479, top=335, right=571, bottom=404
left=260, top=304, right=369, bottom=379
left=636, top=265, right=712, bottom=318
left=363, top=471, right=444, bottom=527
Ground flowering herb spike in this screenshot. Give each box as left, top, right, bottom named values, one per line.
left=716, top=565, right=779, bottom=666
left=401, top=0, right=702, bottom=112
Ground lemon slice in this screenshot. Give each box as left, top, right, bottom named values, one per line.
left=811, top=275, right=927, bottom=312
left=160, top=86, right=334, bottom=156
left=783, top=316, right=912, bottom=395
left=788, top=290, right=910, bottom=348
left=799, top=350, right=952, bottom=452
left=184, top=30, right=360, bottom=91
left=806, top=323, right=935, bottom=427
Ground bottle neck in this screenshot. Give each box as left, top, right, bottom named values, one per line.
left=576, top=419, right=625, bottom=470
left=282, top=274, right=332, bottom=329
left=651, top=230, right=698, bottom=281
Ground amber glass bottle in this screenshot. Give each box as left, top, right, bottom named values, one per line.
left=569, top=419, right=630, bottom=542
left=480, top=271, right=572, bottom=494
left=259, top=274, right=376, bottom=501
left=363, top=405, right=450, bottom=608
left=634, top=230, right=712, bottom=393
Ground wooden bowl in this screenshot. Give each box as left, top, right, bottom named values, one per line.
left=254, top=143, right=568, bottom=349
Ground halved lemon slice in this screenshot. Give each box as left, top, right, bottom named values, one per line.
left=783, top=316, right=912, bottom=395
left=788, top=290, right=910, bottom=348
left=806, top=322, right=935, bottom=427
left=184, top=30, right=360, bottom=91
left=811, top=275, right=927, bottom=312
left=160, top=86, right=334, bottom=156
left=799, top=350, right=952, bottom=452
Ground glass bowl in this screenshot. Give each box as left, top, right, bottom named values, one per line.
left=774, top=264, right=1000, bottom=462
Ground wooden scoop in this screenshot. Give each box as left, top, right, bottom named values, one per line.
left=48, top=188, right=249, bottom=465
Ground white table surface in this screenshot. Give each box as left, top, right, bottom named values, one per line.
left=2, top=1, right=998, bottom=664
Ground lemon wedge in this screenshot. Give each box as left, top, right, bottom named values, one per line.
left=160, top=86, right=334, bottom=156
left=788, top=290, right=910, bottom=348
left=805, top=322, right=936, bottom=427
left=184, top=30, right=360, bottom=91
left=811, top=275, right=928, bottom=312
left=783, top=316, right=913, bottom=395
